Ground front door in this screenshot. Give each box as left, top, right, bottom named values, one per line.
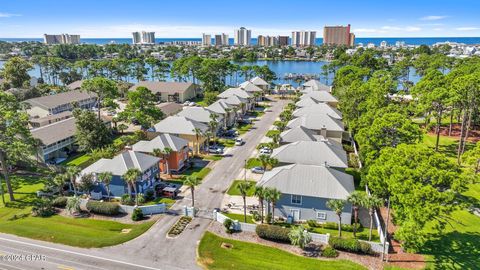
left=290, top=209, right=300, bottom=222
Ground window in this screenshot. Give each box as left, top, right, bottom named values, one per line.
left=291, top=195, right=302, bottom=205
left=317, top=212, right=327, bottom=220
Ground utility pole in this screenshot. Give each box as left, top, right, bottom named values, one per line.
left=244, top=159, right=247, bottom=181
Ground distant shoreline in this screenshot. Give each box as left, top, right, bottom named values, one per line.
left=1, top=37, right=480, bottom=46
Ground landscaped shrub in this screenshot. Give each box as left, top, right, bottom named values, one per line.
left=322, top=222, right=361, bottom=232
left=136, top=193, right=146, bottom=205
left=121, top=194, right=134, bottom=205
left=66, top=196, right=81, bottom=215
left=168, top=216, right=192, bottom=236
left=251, top=211, right=261, bottom=222
left=31, top=198, right=55, bottom=217
left=52, top=196, right=68, bottom=208
left=145, top=190, right=155, bottom=201
left=223, top=218, right=234, bottom=233
left=86, top=201, right=120, bottom=216
left=256, top=224, right=291, bottom=243
left=307, top=219, right=318, bottom=228
left=322, top=246, right=338, bottom=257
left=328, top=236, right=373, bottom=255
left=131, top=208, right=144, bottom=221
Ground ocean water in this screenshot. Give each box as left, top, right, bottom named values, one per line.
left=1, top=37, right=480, bottom=46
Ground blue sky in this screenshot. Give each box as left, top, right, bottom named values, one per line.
left=0, top=0, right=479, bottom=38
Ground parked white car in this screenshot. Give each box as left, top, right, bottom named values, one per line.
left=208, top=146, right=223, bottom=154
left=259, top=148, right=272, bottom=155
left=235, top=138, right=244, bottom=146
left=251, top=167, right=265, bottom=174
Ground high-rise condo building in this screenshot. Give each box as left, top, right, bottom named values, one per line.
left=323, top=24, right=355, bottom=46
left=257, top=35, right=278, bottom=46
left=278, top=36, right=290, bottom=46
left=291, top=31, right=316, bottom=47
left=234, top=27, right=251, bottom=46
left=202, top=33, right=211, bottom=46
left=132, top=31, right=155, bottom=45
left=214, top=33, right=229, bottom=46
left=43, top=34, right=80, bottom=45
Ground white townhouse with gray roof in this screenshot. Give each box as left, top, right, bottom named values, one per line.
left=286, top=113, right=345, bottom=143
left=257, top=164, right=354, bottom=223
left=24, top=90, right=97, bottom=118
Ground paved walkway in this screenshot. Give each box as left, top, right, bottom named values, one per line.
left=0, top=98, right=289, bottom=270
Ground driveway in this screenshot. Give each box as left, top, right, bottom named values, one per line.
left=0, top=98, right=289, bottom=270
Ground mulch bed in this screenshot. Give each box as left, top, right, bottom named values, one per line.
left=379, top=207, right=426, bottom=269
left=57, top=208, right=162, bottom=224
left=207, top=222, right=383, bottom=270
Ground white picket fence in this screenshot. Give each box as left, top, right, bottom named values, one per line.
left=214, top=211, right=385, bottom=253
left=119, top=203, right=167, bottom=215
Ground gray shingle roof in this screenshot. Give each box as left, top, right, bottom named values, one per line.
left=271, top=141, right=348, bottom=168
left=31, top=117, right=76, bottom=146
left=303, top=79, right=331, bottom=92
left=156, top=102, right=183, bottom=116
left=129, top=81, right=195, bottom=94
left=293, top=103, right=343, bottom=120
left=257, top=164, right=354, bottom=200
left=287, top=114, right=344, bottom=132
left=81, top=150, right=160, bottom=176
left=239, top=81, right=263, bottom=92
left=301, top=91, right=338, bottom=103
left=24, top=90, right=97, bottom=110
left=132, top=134, right=189, bottom=153
left=177, top=107, right=222, bottom=124
left=249, top=76, right=269, bottom=86
left=223, top=95, right=247, bottom=106
left=295, top=96, right=319, bottom=108
left=280, top=126, right=321, bottom=143
left=153, top=116, right=208, bottom=135
left=66, top=80, right=83, bottom=90
left=206, top=100, right=233, bottom=115
left=218, top=87, right=252, bottom=99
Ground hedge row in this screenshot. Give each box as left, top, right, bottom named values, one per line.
left=255, top=224, right=291, bottom=243
left=86, top=201, right=120, bottom=216
left=328, top=236, right=373, bottom=255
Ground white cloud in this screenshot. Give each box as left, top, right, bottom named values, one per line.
left=456, top=27, right=480, bottom=31
left=433, top=28, right=444, bottom=31
left=420, top=15, right=448, bottom=21
left=0, top=12, right=20, bottom=18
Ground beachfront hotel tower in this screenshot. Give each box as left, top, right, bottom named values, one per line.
left=234, top=27, right=252, bottom=46
left=323, top=24, right=355, bottom=46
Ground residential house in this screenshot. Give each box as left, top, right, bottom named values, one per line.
left=151, top=116, right=209, bottom=154
left=131, top=134, right=189, bottom=173
left=80, top=151, right=161, bottom=198
left=295, top=96, right=319, bottom=108
left=270, top=140, right=348, bottom=169
left=29, top=111, right=73, bottom=128
left=248, top=76, right=270, bottom=91
left=31, top=117, right=77, bottom=163
left=302, top=79, right=332, bottom=92
left=177, top=106, right=224, bottom=132
left=279, top=126, right=323, bottom=144
left=286, top=113, right=345, bottom=143
left=66, top=80, right=83, bottom=90
left=239, top=81, right=264, bottom=99
left=24, top=90, right=97, bottom=118
left=292, top=103, right=342, bottom=120
left=257, top=164, right=354, bottom=223
left=299, top=91, right=339, bottom=108
left=206, top=100, right=236, bottom=128
left=129, top=81, right=199, bottom=103
left=217, top=87, right=253, bottom=112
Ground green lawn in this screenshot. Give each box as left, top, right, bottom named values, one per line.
left=237, top=123, right=253, bottom=135
left=59, top=153, right=92, bottom=168
left=308, top=225, right=380, bottom=242
left=202, top=155, right=224, bottom=161
left=422, top=133, right=475, bottom=161
left=226, top=180, right=256, bottom=196
left=143, top=197, right=176, bottom=206
left=266, top=130, right=280, bottom=137
left=245, top=158, right=261, bottom=169
left=223, top=213, right=255, bottom=224
left=180, top=167, right=212, bottom=181
left=0, top=174, right=155, bottom=248
left=217, top=138, right=235, bottom=148
left=198, top=232, right=366, bottom=270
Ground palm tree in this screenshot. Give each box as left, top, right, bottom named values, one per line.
left=122, top=168, right=142, bottom=205
left=271, top=133, right=281, bottom=145
left=153, top=147, right=172, bottom=176
left=265, top=187, right=281, bottom=224
left=209, top=113, right=219, bottom=144
left=327, top=199, right=346, bottom=237
left=266, top=157, right=278, bottom=170
left=66, top=166, right=81, bottom=195
left=192, top=128, right=203, bottom=155
left=53, top=174, right=68, bottom=196
left=347, top=191, right=366, bottom=238
left=363, top=195, right=384, bottom=241
left=237, top=181, right=252, bottom=223
left=184, top=175, right=202, bottom=207
left=258, top=154, right=270, bottom=170
left=98, top=171, right=113, bottom=201
left=254, top=186, right=266, bottom=223
left=288, top=225, right=312, bottom=249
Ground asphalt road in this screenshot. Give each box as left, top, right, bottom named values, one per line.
left=0, top=98, right=288, bottom=270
